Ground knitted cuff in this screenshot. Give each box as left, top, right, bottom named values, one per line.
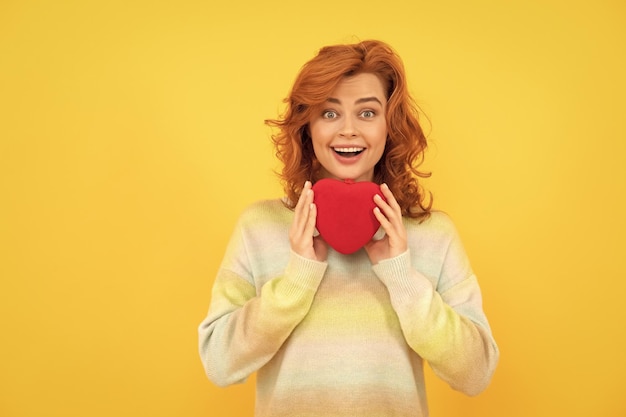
left=372, top=250, right=432, bottom=297
left=282, top=250, right=328, bottom=293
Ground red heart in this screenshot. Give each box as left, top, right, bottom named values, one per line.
left=312, top=178, right=385, bottom=254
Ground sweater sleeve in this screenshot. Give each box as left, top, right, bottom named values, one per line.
left=371, top=224, right=499, bottom=396
left=198, top=212, right=327, bottom=387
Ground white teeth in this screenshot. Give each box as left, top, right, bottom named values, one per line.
left=333, top=147, right=364, bottom=153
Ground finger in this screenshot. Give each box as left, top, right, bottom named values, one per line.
left=374, top=193, right=398, bottom=224
left=293, top=182, right=313, bottom=230
left=295, top=181, right=312, bottom=211
left=374, top=192, right=405, bottom=240
left=380, top=183, right=401, bottom=211
left=373, top=205, right=392, bottom=231
left=373, top=205, right=407, bottom=254
left=375, top=184, right=403, bottom=223
left=303, top=199, right=318, bottom=237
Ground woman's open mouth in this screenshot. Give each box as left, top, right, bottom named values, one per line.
left=333, top=147, right=364, bottom=157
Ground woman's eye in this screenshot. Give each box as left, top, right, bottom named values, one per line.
left=322, top=110, right=338, bottom=119
left=361, top=110, right=375, bottom=118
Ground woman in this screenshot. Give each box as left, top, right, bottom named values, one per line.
left=198, top=39, right=499, bottom=417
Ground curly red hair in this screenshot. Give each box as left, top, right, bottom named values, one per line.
left=266, top=39, right=432, bottom=219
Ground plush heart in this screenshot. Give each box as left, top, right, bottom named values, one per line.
left=312, top=178, right=385, bottom=255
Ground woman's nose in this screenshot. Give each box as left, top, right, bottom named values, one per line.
left=338, top=116, right=358, bottom=137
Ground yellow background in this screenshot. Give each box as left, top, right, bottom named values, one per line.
left=1, top=0, right=625, bottom=416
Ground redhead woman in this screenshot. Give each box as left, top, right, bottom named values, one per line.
left=198, top=40, right=499, bottom=417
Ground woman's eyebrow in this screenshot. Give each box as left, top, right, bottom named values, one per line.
left=326, top=96, right=383, bottom=105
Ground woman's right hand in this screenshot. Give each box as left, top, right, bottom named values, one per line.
left=289, top=181, right=328, bottom=262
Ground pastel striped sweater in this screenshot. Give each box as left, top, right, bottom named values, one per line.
left=198, top=199, right=499, bottom=417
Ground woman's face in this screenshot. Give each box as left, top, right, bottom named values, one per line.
left=308, top=72, right=388, bottom=183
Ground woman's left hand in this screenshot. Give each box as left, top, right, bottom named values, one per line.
left=364, top=183, right=408, bottom=264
